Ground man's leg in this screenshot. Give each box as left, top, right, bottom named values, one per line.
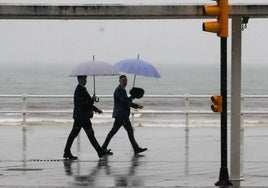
left=122, top=118, right=139, bottom=150
left=82, top=119, right=102, bottom=152
left=123, top=118, right=147, bottom=154
left=82, top=119, right=111, bottom=158
left=102, top=118, right=122, bottom=150
left=64, top=120, right=81, bottom=159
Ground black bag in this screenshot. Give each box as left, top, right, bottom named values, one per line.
left=129, top=87, right=145, bottom=99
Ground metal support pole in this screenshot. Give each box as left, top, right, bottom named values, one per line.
left=241, top=95, right=245, bottom=177
left=231, top=16, right=242, bottom=181
left=215, top=37, right=232, bottom=186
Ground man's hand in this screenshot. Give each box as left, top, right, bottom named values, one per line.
left=97, top=109, right=103, bottom=114
left=137, top=105, right=143, bottom=109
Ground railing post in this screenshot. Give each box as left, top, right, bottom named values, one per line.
left=22, top=93, right=27, bottom=128
left=131, top=111, right=135, bottom=126
left=184, top=94, right=190, bottom=174
left=77, top=133, right=81, bottom=157
left=184, top=94, right=190, bottom=131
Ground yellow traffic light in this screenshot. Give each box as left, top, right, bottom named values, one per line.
left=211, top=95, right=222, bottom=112
left=202, top=0, right=229, bottom=37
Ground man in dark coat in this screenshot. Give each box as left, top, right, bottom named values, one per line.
left=63, top=75, right=110, bottom=160
left=102, top=75, right=147, bottom=154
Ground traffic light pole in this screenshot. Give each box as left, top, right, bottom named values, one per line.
left=215, top=37, right=232, bottom=186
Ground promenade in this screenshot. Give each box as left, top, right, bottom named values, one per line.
left=0, top=124, right=268, bottom=187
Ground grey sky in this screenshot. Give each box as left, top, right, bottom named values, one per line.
left=0, top=0, right=267, bottom=66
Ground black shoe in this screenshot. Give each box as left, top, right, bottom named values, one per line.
left=98, top=149, right=113, bottom=158
left=63, top=152, right=78, bottom=160
left=102, top=147, right=114, bottom=155
left=134, top=147, right=147, bottom=154
left=105, top=149, right=113, bottom=155
left=98, top=150, right=106, bottom=158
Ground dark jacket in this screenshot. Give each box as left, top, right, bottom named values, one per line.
left=112, top=85, right=138, bottom=119
left=73, top=84, right=98, bottom=119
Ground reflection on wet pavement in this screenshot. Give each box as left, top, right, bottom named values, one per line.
left=2, top=125, right=268, bottom=187
left=63, top=154, right=144, bottom=187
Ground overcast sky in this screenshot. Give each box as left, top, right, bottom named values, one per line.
left=0, top=0, right=267, bottom=66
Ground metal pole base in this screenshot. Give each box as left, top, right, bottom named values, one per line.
left=215, top=167, right=233, bottom=186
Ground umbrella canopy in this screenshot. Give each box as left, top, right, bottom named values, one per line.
left=69, top=60, right=119, bottom=77
left=114, top=58, right=161, bottom=78
left=114, top=55, right=161, bottom=87
left=69, top=59, right=119, bottom=94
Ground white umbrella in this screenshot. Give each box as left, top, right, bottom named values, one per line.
left=69, top=56, right=119, bottom=95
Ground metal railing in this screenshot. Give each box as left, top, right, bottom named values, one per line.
left=1, top=93, right=268, bottom=127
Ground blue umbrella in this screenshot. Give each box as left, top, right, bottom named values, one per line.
left=114, top=55, right=161, bottom=87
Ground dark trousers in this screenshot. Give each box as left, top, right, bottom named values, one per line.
left=64, top=118, right=102, bottom=154
left=102, top=117, right=139, bottom=150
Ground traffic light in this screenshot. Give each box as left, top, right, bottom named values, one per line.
left=202, top=0, right=229, bottom=37
left=211, top=95, right=222, bottom=112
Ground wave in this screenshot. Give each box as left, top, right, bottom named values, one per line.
left=1, top=116, right=268, bottom=128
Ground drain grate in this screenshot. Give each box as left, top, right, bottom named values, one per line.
left=30, top=159, right=62, bottom=162
left=6, top=168, right=43, bottom=171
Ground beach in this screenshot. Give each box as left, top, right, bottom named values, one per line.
left=1, top=124, right=268, bottom=187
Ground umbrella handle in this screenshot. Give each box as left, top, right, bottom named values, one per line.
left=93, top=76, right=96, bottom=94
left=93, top=92, right=99, bottom=102
left=95, top=97, right=99, bottom=102
left=133, top=74, right=136, bottom=87
left=93, top=76, right=99, bottom=102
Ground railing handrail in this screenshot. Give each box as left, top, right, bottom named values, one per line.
left=1, top=94, right=268, bottom=98
left=0, top=93, right=267, bottom=126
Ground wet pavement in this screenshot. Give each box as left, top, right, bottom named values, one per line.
left=1, top=124, right=268, bottom=187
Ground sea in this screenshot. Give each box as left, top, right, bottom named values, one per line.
left=1, top=62, right=268, bottom=127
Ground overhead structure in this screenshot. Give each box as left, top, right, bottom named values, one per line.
left=0, top=4, right=267, bottom=19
